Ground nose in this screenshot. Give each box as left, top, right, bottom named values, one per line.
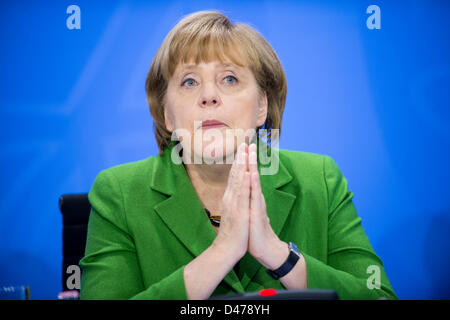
left=202, top=97, right=218, bottom=106
left=198, top=82, right=221, bottom=108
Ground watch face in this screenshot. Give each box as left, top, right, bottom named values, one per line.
left=289, top=242, right=301, bottom=257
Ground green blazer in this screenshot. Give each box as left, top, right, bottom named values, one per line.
left=79, top=143, right=397, bottom=300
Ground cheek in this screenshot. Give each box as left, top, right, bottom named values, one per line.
left=166, top=98, right=196, bottom=129
left=166, top=84, right=192, bottom=116
left=173, top=111, right=196, bottom=131
left=227, top=96, right=259, bottom=127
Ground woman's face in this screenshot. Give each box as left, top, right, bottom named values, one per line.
left=164, top=59, right=267, bottom=163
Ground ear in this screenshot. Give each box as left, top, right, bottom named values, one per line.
left=164, top=106, right=174, bottom=132
left=256, top=91, right=268, bottom=127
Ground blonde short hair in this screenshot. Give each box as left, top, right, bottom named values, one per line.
left=145, top=10, right=287, bottom=154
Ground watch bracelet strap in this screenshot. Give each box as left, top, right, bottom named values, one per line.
left=266, top=242, right=300, bottom=280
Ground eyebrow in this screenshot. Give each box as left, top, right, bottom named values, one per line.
left=179, top=62, right=239, bottom=74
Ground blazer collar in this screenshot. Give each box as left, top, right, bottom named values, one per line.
left=149, top=140, right=297, bottom=292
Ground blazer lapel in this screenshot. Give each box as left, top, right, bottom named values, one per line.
left=149, top=143, right=245, bottom=293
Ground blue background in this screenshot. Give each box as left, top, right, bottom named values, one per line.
left=0, top=0, right=449, bottom=300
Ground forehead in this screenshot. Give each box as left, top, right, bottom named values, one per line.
left=176, top=61, right=245, bottom=73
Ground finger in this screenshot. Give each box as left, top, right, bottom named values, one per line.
left=249, top=143, right=262, bottom=211
left=227, top=144, right=248, bottom=209
left=231, top=142, right=248, bottom=184
left=226, top=143, right=245, bottom=188
left=234, top=143, right=247, bottom=188
left=236, top=142, right=248, bottom=167
left=248, top=143, right=257, bottom=176
left=238, top=172, right=251, bottom=215
left=243, top=143, right=249, bottom=171
left=250, top=170, right=263, bottom=214
left=230, top=145, right=249, bottom=221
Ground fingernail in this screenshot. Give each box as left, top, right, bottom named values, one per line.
left=249, top=151, right=256, bottom=165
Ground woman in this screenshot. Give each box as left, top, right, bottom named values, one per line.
left=79, top=10, right=397, bottom=300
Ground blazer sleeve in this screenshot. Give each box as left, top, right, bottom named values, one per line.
left=79, top=169, right=188, bottom=300
left=300, top=155, right=398, bottom=300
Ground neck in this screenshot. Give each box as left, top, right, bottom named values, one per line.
left=184, top=161, right=231, bottom=188
left=183, top=160, right=232, bottom=211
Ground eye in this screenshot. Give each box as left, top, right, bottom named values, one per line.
left=224, top=75, right=238, bottom=85
left=181, top=78, right=197, bottom=87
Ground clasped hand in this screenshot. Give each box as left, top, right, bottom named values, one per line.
left=213, top=142, right=289, bottom=270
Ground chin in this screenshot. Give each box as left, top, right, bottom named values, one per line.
left=191, top=142, right=235, bottom=164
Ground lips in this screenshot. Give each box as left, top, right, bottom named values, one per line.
left=200, top=119, right=227, bottom=129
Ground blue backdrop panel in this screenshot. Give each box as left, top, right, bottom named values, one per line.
left=0, top=0, right=449, bottom=299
